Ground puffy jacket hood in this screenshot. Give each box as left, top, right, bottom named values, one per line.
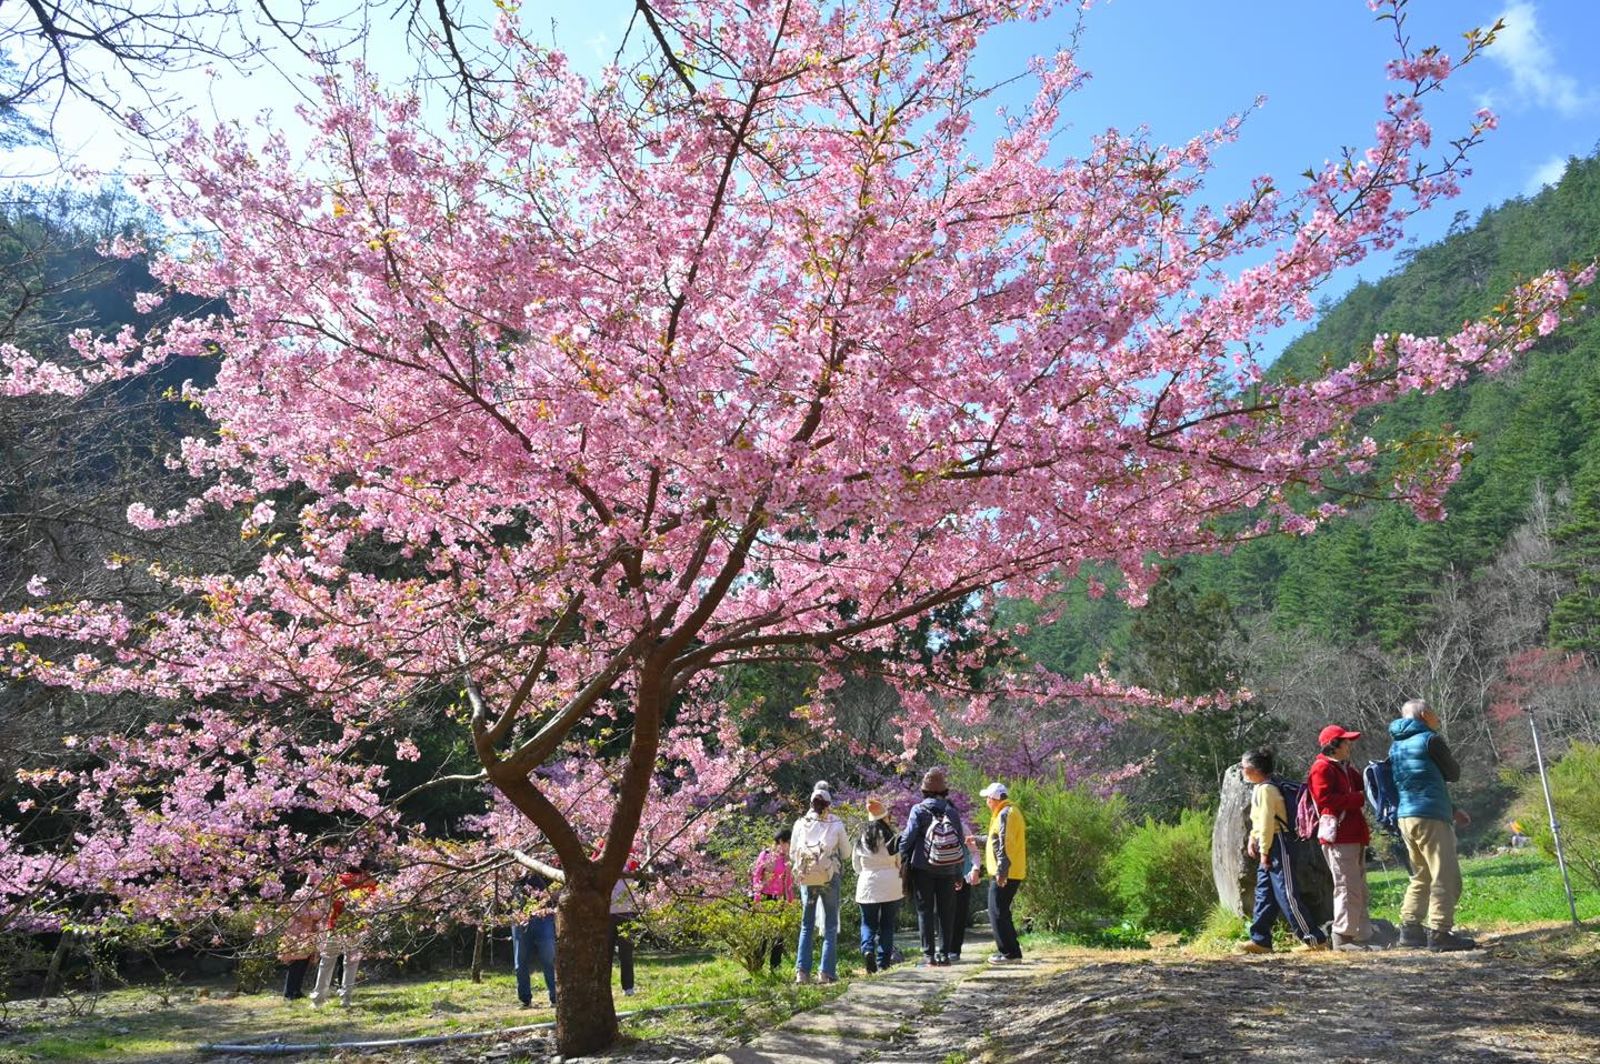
left=1390, top=717, right=1432, bottom=742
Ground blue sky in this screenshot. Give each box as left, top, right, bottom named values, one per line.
left=14, top=0, right=1599, bottom=361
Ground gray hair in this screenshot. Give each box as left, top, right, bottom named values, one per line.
left=1400, top=698, right=1431, bottom=720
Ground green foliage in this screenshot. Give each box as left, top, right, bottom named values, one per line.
left=1003, top=778, right=1125, bottom=932
left=1519, top=742, right=1600, bottom=893
left=1108, top=810, right=1215, bottom=934
left=651, top=896, right=801, bottom=977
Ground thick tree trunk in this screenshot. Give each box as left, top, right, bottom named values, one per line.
left=554, top=881, right=618, bottom=1056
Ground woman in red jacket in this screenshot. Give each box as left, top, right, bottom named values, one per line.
left=1309, top=725, right=1374, bottom=951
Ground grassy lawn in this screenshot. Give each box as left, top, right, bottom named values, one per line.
left=0, top=950, right=847, bottom=1063
left=1368, top=849, right=1600, bottom=928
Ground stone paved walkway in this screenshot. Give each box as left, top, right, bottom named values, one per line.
left=703, top=960, right=984, bottom=1064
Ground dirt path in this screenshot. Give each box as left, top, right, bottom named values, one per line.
left=866, top=931, right=1600, bottom=1064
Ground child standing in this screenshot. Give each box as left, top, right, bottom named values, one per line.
left=1237, top=749, right=1328, bottom=954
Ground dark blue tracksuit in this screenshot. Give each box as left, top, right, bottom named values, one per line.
left=1249, top=835, right=1325, bottom=947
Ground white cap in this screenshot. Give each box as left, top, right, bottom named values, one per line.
left=809, top=780, right=833, bottom=804
left=979, top=782, right=1008, bottom=800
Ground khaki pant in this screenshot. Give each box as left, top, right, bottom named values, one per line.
left=1399, top=816, right=1462, bottom=933
left=1324, top=843, right=1372, bottom=940
left=310, top=932, right=362, bottom=1007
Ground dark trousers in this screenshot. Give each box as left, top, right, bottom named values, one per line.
left=911, top=870, right=957, bottom=958
left=610, top=913, right=635, bottom=992
left=857, top=900, right=898, bottom=968
left=948, top=884, right=970, bottom=957
left=282, top=957, right=311, bottom=999
left=1249, top=838, right=1325, bottom=946
left=513, top=914, right=557, bottom=1005
left=758, top=893, right=785, bottom=969
left=988, top=879, right=1023, bottom=959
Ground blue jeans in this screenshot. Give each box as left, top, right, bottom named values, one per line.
left=858, top=900, right=898, bottom=968
left=796, top=875, right=842, bottom=977
left=513, top=914, right=556, bottom=1005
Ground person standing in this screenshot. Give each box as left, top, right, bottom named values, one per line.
left=751, top=827, right=795, bottom=971
left=278, top=890, right=325, bottom=1001
left=852, top=796, right=902, bottom=974
left=610, top=863, right=641, bottom=997
left=970, top=781, right=1027, bottom=963
left=1389, top=699, right=1477, bottom=951
left=511, top=870, right=558, bottom=1008
left=791, top=781, right=852, bottom=984
left=898, top=767, right=968, bottom=967
left=1308, top=725, right=1374, bottom=951
left=1235, top=750, right=1328, bottom=954
left=310, top=861, right=379, bottom=1007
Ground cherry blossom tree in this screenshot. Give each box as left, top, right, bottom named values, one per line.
left=1, top=0, right=1595, bottom=1051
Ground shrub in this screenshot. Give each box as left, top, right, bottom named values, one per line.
left=1519, top=741, right=1600, bottom=892
left=999, top=779, right=1125, bottom=932
left=1109, top=809, right=1214, bottom=934
left=652, top=895, right=800, bottom=976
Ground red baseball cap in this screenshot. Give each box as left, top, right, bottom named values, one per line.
left=1318, top=724, right=1361, bottom=746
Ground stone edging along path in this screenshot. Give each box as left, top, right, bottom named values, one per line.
left=703, top=933, right=1600, bottom=1064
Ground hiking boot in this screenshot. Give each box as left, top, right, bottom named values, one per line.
left=863, top=951, right=878, bottom=975
left=1397, top=923, right=1427, bottom=948
left=1427, top=928, right=1478, bottom=952
left=818, top=973, right=837, bottom=985
left=1332, top=932, right=1373, bottom=952
left=1293, top=938, right=1329, bottom=952
left=1234, top=941, right=1271, bottom=955
left=794, top=970, right=812, bottom=984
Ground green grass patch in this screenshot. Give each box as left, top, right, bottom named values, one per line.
left=1368, top=850, right=1600, bottom=927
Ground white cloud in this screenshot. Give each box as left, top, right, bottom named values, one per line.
left=1491, top=2, right=1594, bottom=116
left=1524, top=155, right=1569, bottom=195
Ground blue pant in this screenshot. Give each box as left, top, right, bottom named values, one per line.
left=796, top=875, right=842, bottom=977
left=1249, top=838, right=1326, bottom=947
left=858, top=900, right=898, bottom=968
left=513, top=914, right=556, bottom=1005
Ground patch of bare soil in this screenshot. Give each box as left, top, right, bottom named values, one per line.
left=885, top=931, right=1600, bottom=1064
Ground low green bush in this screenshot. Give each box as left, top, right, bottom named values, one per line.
left=999, top=779, right=1125, bottom=933
left=1109, top=809, right=1214, bottom=934
left=1517, top=741, right=1600, bottom=893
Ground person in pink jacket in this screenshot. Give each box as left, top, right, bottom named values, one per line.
left=1308, top=724, right=1374, bottom=951
left=750, top=827, right=795, bottom=971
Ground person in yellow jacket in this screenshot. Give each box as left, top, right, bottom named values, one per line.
left=966, top=781, right=1027, bottom=962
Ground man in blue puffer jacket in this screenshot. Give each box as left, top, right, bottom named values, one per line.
left=1389, top=699, right=1477, bottom=952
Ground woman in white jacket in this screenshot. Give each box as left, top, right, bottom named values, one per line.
left=853, top=796, right=903, bottom=974
left=791, top=781, right=852, bottom=984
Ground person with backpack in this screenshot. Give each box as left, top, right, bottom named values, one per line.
left=852, top=796, right=902, bottom=974
left=750, top=826, right=795, bottom=972
left=1235, top=749, right=1328, bottom=954
left=898, top=767, right=969, bottom=967
left=1308, top=725, right=1374, bottom=951
left=1389, top=699, right=1477, bottom=951
left=791, top=781, right=852, bottom=984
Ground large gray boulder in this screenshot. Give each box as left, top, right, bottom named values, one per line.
left=1211, top=766, right=1334, bottom=928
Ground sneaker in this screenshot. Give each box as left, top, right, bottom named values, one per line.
left=1294, top=939, right=1329, bottom=952
left=818, top=973, right=837, bottom=985
left=1234, top=941, right=1271, bottom=955
left=933, top=953, right=951, bottom=967
left=916, top=955, right=937, bottom=968
left=1331, top=933, right=1373, bottom=952
left=623, top=988, right=637, bottom=997
left=986, top=953, right=1014, bottom=963
left=863, top=952, right=877, bottom=975
left=1397, top=923, right=1427, bottom=948
left=1427, top=929, right=1478, bottom=952
left=795, top=971, right=812, bottom=984
left=518, top=1000, right=532, bottom=1010
left=947, top=953, right=961, bottom=963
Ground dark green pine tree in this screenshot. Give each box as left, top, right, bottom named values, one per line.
left=1548, top=453, right=1600, bottom=657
